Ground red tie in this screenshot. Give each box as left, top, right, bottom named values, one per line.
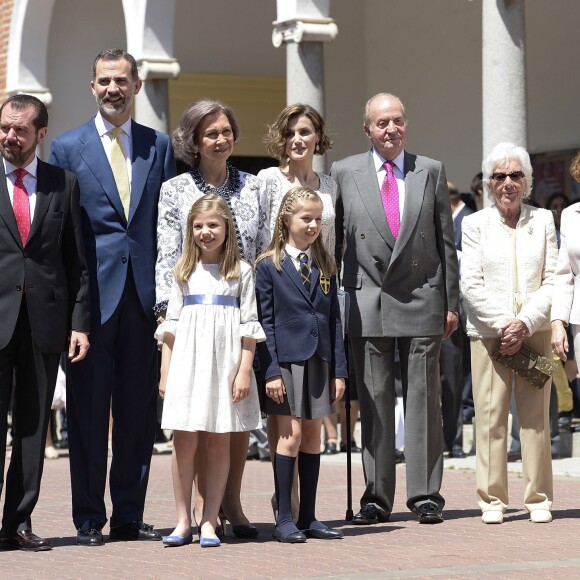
left=381, top=161, right=400, bottom=239
left=12, top=168, right=31, bottom=244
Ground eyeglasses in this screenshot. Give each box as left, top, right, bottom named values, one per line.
left=491, top=171, right=525, bottom=183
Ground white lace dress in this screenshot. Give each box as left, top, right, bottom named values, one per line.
left=257, top=166, right=337, bottom=256
left=156, top=261, right=266, bottom=433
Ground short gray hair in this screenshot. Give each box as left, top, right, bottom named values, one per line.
left=363, top=93, right=406, bottom=130
left=482, top=142, right=533, bottom=200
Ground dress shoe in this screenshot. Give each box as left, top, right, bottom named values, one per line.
left=77, top=527, right=104, bottom=547
left=481, top=510, right=504, bottom=524
left=200, top=535, right=221, bottom=547
left=530, top=509, right=552, bottom=523
left=109, top=521, right=161, bottom=541
left=507, top=450, right=522, bottom=462
left=352, top=504, right=389, bottom=525
left=162, top=532, right=193, bottom=547
left=323, top=442, right=339, bottom=455
left=232, top=524, right=259, bottom=539
left=414, top=502, right=444, bottom=524
left=449, top=446, right=467, bottom=459
left=272, top=527, right=307, bottom=543
left=558, top=412, right=572, bottom=431
left=0, top=530, right=52, bottom=551
left=340, top=441, right=361, bottom=453
left=395, top=449, right=406, bottom=464
left=303, top=525, right=343, bottom=540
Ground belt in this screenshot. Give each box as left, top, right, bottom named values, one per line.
left=183, top=294, right=240, bottom=307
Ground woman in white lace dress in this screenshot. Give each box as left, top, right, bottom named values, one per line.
left=155, top=100, right=269, bottom=538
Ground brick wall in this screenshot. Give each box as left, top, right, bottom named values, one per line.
left=0, top=0, right=14, bottom=101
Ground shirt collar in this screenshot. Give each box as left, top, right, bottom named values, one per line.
left=3, top=156, right=38, bottom=179
left=285, top=243, right=312, bottom=262
left=372, top=147, right=405, bottom=175
left=95, top=111, right=132, bottom=139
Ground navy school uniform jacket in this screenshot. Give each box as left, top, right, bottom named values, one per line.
left=255, top=254, right=348, bottom=381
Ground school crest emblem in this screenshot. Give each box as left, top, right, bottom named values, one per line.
left=320, top=275, right=330, bottom=295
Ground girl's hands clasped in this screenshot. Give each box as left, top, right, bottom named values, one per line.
left=266, top=376, right=286, bottom=404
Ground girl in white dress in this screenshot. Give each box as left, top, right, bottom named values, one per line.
left=157, top=194, right=265, bottom=548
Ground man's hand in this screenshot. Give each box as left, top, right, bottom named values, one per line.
left=68, top=331, right=90, bottom=363
left=443, top=311, right=459, bottom=340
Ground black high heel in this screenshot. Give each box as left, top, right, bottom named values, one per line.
left=219, top=508, right=259, bottom=539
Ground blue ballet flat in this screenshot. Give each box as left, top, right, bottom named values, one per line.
left=162, top=532, right=193, bottom=547
left=200, top=536, right=221, bottom=548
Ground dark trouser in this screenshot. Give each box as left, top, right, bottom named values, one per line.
left=0, top=298, right=60, bottom=534
left=350, top=335, right=445, bottom=516
left=67, top=270, right=157, bottom=530
left=440, top=326, right=464, bottom=451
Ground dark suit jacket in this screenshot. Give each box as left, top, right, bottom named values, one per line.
left=0, top=160, right=90, bottom=352
left=48, top=118, right=176, bottom=326
left=332, top=150, right=459, bottom=338
left=255, top=255, right=347, bottom=381
left=453, top=204, right=474, bottom=251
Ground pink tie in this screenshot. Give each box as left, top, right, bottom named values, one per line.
left=12, top=168, right=31, bottom=244
left=380, top=160, right=400, bottom=239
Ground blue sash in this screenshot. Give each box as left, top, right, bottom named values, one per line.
left=183, top=294, right=240, bottom=307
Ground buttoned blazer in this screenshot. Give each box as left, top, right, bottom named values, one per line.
left=255, top=255, right=347, bottom=381
left=0, top=160, right=90, bottom=352
left=49, top=118, right=176, bottom=326
left=332, top=150, right=459, bottom=337
left=552, top=202, right=580, bottom=325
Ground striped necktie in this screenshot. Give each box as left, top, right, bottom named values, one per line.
left=299, top=252, right=311, bottom=292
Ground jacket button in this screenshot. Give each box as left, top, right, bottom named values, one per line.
left=412, top=260, right=418, bottom=267
left=23, top=252, right=28, bottom=258
left=121, top=256, right=128, bottom=263
left=16, top=284, right=22, bottom=291
left=420, top=232, right=425, bottom=238
left=310, top=310, right=315, bottom=315
left=360, top=233, right=366, bottom=239
left=311, top=331, right=318, bottom=337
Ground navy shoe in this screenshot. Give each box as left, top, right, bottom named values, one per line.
left=272, top=527, right=307, bottom=543
left=162, top=533, right=193, bottom=547
left=200, top=536, right=220, bottom=547
left=302, top=525, right=343, bottom=540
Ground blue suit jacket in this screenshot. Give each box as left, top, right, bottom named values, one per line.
left=49, top=118, right=176, bottom=326
left=255, top=255, right=347, bottom=381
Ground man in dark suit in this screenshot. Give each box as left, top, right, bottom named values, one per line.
left=440, top=181, right=473, bottom=459
left=49, top=49, right=176, bottom=546
left=0, top=94, right=90, bottom=551
left=332, top=93, right=459, bottom=524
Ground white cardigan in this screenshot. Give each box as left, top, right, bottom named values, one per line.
left=461, top=204, right=557, bottom=339
left=552, top=202, right=580, bottom=325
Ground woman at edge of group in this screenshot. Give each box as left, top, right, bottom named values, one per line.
left=461, top=142, right=557, bottom=525
left=258, top=104, right=345, bottom=517
left=155, top=99, right=270, bottom=538
left=551, top=152, right=580, bottom=422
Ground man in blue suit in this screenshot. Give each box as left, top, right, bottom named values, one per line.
left=49, top=49, right=176, bottom=546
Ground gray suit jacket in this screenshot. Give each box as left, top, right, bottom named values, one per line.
left=332, top=150, right=459, bottom=338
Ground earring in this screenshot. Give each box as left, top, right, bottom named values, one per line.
left=315, top=142, right=320, bottom=153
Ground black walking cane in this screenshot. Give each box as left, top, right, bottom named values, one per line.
left=338, top=290, right=353, bottom=521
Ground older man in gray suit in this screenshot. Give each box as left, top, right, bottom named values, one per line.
left=332, top=93, right=459, bottom=524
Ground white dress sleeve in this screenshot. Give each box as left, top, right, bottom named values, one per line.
left=154, top=278, right=184, bottom=340
left=239, top=262, right=266, bottom=342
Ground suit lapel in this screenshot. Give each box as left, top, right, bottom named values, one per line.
left=129, top=121, right=155, bottom=223
left=391, top=152, right=426, bottom=263
left=79, top=120, right=126, bottom=222
left=281, top=256, right=311, bottom=303
left=352, top=151, right=395, bottom=249
left=0, top=162, right=22, bottom=247
left=28, top=160, right=55, bottom=242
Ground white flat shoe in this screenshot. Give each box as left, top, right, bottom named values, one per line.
left=481, top=510, right=503, bottom=524
left=530, top=509, right=552, bottom=523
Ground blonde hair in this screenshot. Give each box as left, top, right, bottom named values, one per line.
left=570, top=151, right=580, bottom=183
left=257, top=186, right=336, bottom=277
left=174, top=194, right=241, bottom=283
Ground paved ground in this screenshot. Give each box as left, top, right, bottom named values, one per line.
left=1, top=447, right=580, bottom=579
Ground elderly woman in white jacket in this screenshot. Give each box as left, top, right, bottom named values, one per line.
left=461, top=142, right=557, bottom=525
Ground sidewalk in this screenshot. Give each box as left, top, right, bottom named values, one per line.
left=1, top=448, right=580, bottom=579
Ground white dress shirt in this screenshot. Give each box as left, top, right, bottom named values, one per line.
left=372, top=148, right=406, bottom=219
left=285, top=244, right=312, bottom=272
left=94, top=112, right=133, bottom=187
left=3, top=156, right=38, bottom=220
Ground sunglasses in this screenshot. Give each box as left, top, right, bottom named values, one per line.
left=491, top=171, right=525, bottom=183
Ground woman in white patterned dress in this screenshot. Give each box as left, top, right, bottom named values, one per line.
left=155, top=100, right=269, bottom=537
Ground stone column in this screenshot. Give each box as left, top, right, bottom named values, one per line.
left=482, top=0, right=527, bottom=157
left=273, top=0, right=338, bottom=172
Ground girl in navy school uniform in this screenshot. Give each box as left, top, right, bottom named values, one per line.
left=157, top=195, right=265, bottom=548
left=255, top=186, right=347, bottom=543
